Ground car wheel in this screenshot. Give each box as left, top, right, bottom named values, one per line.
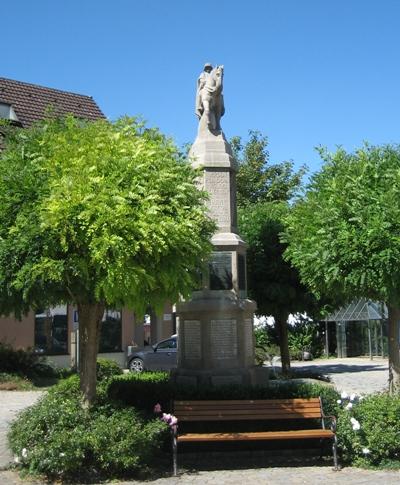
left=129, top=357, right=144, bottom=373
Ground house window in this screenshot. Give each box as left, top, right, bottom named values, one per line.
left=99, top=309, right=122, bottom=353
left=0, top=103, right=18, bottom=121
left=35, top=306, right=68, bottom=355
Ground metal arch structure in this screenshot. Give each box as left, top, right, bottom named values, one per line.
left=326, top=299, right=387, bottom=322
left=325, top=299, right=387, bottom=359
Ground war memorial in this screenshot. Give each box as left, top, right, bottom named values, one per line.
left=175, top=64, right=267, bottom=386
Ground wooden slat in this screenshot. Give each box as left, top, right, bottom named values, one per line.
left=177, top=429, right=334, bottom=442
left=174, top=404, right=321, bottom=412
left=175, top=407, right=322, bottom=415
left=177, top=412, right=322, bottom=421
left=173, top=399, right=323, bottom=422
left=174, top=399, right=320, bottom=406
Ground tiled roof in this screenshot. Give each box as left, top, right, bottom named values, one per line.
left=0, top=77, right=105, bottom=127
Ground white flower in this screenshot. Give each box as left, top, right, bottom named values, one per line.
left=345, top=402, right=353, bottom=410
left=362, top=448, right=370, bottom=454
left=336, top=399, right=342, bottom=404
left=14, top=456, right=20, bottom=464
left=350, top=393, right=357, bottom=401
left=350, top=417, right=360, bottom=430
left=21, top=448, right=28, bottom=458
left=341, top=391, right=348, bottom=399
left=59, top=453, right=65, bottom=457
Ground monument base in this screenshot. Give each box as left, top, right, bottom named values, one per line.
left=175, top=290, right=267, bottom=387
left=172, top=365, right=269, bottom=388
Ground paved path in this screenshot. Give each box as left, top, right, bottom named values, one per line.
left=290, top=356, right=389, bottom=395
left=1, top=465, right=400, bottom=484
left=0, top=391, right=43, bottom=469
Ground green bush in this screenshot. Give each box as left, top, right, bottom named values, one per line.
left=0, top=342, right=58, bottom=379
left=288, top=320, right=323, bottom=360
left=107, top=372, right=173, bottom=410
left=8, top=375, right=168, bottom=481
left=96, top=358, right=122, bottom=381
left=337, top=393, right=400, bottom=467
left=107, top=372, right=340, bottom=416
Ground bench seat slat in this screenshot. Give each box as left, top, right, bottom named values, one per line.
left=174, top=399, right=320, bottom=406
left=175, top=408, right=322, bottom=415
left=177, top=412, right=322, bottom=421
left=174, top=405, right=322, bottom=411
left=177, top=429, right=334, bottom=442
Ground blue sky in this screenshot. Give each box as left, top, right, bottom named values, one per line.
left=3, top=0, right=400, bottom=176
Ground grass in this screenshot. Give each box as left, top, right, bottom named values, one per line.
left=0, top=371, right=64, bottom=390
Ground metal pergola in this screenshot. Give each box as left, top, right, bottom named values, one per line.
left=325, top=299, right=387, bottom=359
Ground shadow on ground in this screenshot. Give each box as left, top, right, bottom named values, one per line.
left=176, top=449, right=334, bottom=474
left=291, top=363, right=387, bottom=375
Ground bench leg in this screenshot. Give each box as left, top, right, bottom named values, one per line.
left=172, top=433, right=178, bottom=476
left=332, top=435, right=339, bottom=471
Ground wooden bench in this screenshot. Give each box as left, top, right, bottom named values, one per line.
left=171, top=398, right=338, bottom=475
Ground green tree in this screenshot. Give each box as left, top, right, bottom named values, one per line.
left=234, top=131, right=315, bottom=373
left=0, top=116, right=215, bottom=405
left=284, top=144, right=400, bottom=392
left=238, top=201, right=318, bottom=373
left=232, top=130, right=306, bottom=207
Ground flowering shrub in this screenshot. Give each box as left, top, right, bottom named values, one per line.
left=8, top=376, right=168, bottom=480
left=153, top=403, right=178, bottom=432
left=336, top=391, right=400, bottom=467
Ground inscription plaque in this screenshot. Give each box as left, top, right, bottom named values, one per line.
left=205, top=170, right=231, bottom=227
left=211, top=319, right=237, bottom=358
left=184, top=320, right=201, bottom=359
left=209, top=251, right=232, bottom=290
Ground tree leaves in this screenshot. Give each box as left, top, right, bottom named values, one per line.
left=0, top=116, right=215, bottom=316
left=284, top=143, right=400, bottom=305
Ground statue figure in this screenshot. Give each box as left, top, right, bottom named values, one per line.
left=195, top=63, right=225, bottom=134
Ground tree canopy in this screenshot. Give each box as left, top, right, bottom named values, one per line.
left=232, top=130, right=306, bottom=206
left=238, top=201, right=319, bottom=372
left=234, top=131, right=311, bottom=373
left=284, top=144, right=400, bottom=391
left=0, top=116, right=215, bottom=403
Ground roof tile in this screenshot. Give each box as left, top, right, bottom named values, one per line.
left=0, top=77, right=105, bottom=127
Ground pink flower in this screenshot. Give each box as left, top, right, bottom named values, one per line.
left=161, top=412, right=178, bottom=429
left=153, top=403, right=162, bottom=413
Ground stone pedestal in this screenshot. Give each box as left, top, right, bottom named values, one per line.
left=174, top=128, right=268, bottom=387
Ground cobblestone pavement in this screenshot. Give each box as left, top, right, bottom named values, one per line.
left=0, top=391, right=43, bottom=469
left=1, top=465, right=400, bottom=484
left=290, top=356, right=389, bottom=395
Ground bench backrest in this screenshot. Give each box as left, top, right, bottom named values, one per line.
left=173, top=398, right=323, bottom=422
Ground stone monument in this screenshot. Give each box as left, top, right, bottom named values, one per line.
left=174, top=64, right=266, bottom=386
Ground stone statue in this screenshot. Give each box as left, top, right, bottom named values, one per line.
left=195, top=63, right=225, bottom=134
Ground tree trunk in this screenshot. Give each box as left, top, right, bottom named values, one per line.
left=275, top=312, right=291, bottom=375
left=387, top=304, right=400, bottom=394
left=77, top=301, right=105, bottom=407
